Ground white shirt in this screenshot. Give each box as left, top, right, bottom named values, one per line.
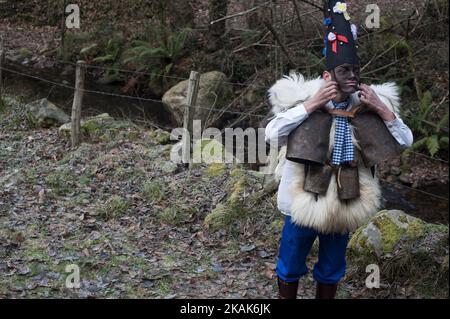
left=265, top=102, right=414, bottom=215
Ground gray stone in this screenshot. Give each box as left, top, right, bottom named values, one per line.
left=162, top=71, right=233, bottom=127
left=26, top=99, right=70, bottom=128
left=399, top=172, right=412, bottom=184
left=349, top=209, right=433, bottom=257
left=390, top=166, right=402, bottom=176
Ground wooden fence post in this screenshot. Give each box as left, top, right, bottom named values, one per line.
left=71, top=60, right=86, bottom=147
left=182, top=71, right=200, bottom=168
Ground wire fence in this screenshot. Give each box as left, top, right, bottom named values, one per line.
left=0, top=66, right=268, bottom=119
left=55, top=59, right=272, bottom=90
left=1, top=63, right=449, bottom=202
left=408, top=150, right=449, bottom=165
left=382, top=179, right=449, bottom=202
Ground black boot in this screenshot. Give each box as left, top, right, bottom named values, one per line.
left=315, top=282, right=338, bottom=299
left=277, top=277, right=298, bottom=299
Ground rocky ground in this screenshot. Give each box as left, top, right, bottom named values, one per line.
left=0, top=96, right=448, bottom=299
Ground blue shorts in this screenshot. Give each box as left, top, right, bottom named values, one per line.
left=276, top=215, right=349, bottom=285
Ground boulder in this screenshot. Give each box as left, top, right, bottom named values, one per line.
left=349, top=209, right=447, bottom=257
left=162, top=71, right=233, bottom=127
left=26, top=99, right=70, bottom=128
left=348, top=209, right=449, bottom=298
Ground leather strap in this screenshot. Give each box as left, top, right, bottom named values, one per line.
left=326, top=104, right=363, bottom=118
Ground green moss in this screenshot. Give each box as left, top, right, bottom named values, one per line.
left=127, top=130, right=141, bottom=141
left=204, top=204, right=235, bottom=230
left=248, top=190, right=266, bottom=206
left=18, top=48, right=32, bottom=59
left=372, top=215, right=404, bottom=254
left=206, top=163, right=227, bottom=178
left=405, top=219, right=425, bottom=238
left=203, top=166, right=266, bottom=232
left=349, top=227, right=367, bottom=250
left=227, top=168, right=249, bottom=208
left=99, top=132, right=114, bottom=143
left=228, top=177, right=246, bottom=207
left=230, top=167, right=245, bottom=179
left=155, top=131, right=171, bottom=144
left=82, top=119, right=102, bottom=135
left=398, top=214, right=408, bottom=223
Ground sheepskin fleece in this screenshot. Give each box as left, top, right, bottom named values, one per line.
left=268, top=72, right=401, bottom=234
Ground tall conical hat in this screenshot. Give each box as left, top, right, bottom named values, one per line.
left=323, top=0, right=359, bottom=70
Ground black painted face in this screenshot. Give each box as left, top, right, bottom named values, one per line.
left=332, top=63, right=360, bottom=94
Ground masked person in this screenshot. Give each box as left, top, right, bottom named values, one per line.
left=265, top=0, right=414, bottom=299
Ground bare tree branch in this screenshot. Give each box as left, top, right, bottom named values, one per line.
left=263, top=19, right=296, bottom=67
left=210, top=1, right=272, bottom=25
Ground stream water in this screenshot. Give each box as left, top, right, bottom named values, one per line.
left=3, top=63, right=449, bottom=225
left=4, top=63, right=173, bottom=128
left=380, top=181, right=448, bottom=224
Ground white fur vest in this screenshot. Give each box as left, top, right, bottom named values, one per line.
left=268, top=73, right=401, bottom=234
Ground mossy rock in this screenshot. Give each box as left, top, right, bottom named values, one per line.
left=147, top=129, right=172, bottom=145
left=26, top=99, right=70, bottom=128
left=349, top=210, right=443, bottom=257
left=203, top=166, right=265, bottom=230
left=348, top=210, right=449, bottom=298
left=58, top=113, right=133, bottom=141
left=162, top=71, right=234, bottom=127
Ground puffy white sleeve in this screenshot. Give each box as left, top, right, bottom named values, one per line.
left=265, top=103, right=309, bottom=147
left=369, top=82, right=414, bottom=148
left=383, top=116, right=414, bottom=148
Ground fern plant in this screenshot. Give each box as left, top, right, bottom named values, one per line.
left=93, top=38, right=122, bottom=63
left=404, top=91, right=449, bottom=157
left=122, top=27, right=191, bottom=82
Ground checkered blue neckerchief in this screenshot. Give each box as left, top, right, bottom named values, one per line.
left=331, top=98, right=355, bottom=165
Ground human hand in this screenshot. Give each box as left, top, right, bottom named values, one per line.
left=304, top=81, right=338, bottom=114
left=359, top=84, right=396, bottom=121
